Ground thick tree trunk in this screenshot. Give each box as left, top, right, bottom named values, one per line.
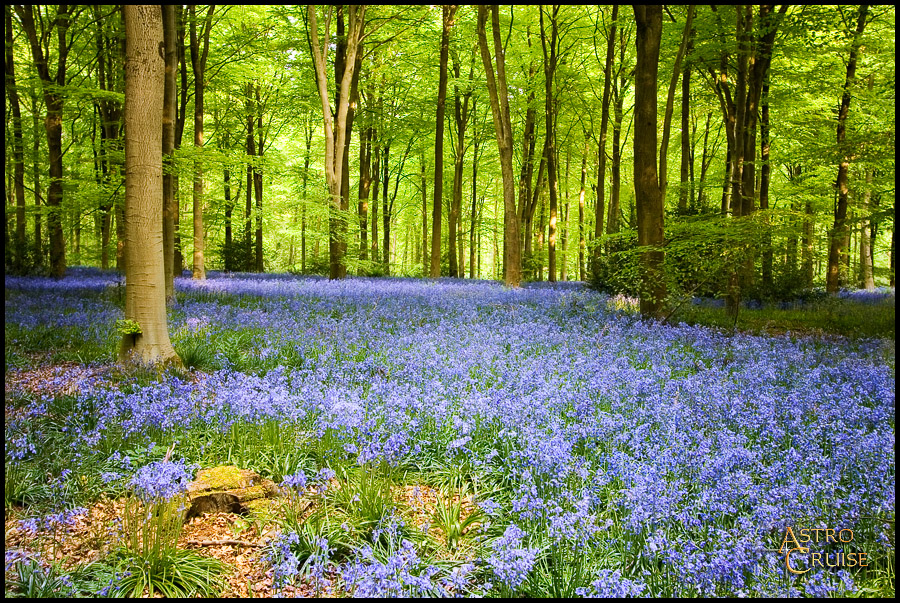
left=120, top=4, right=179, bottom=366
left=633, top=5, right=666, bottom=318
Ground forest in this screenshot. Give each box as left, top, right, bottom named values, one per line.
left=4, top=4, right=896, bottom=599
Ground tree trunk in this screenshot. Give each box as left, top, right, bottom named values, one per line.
left=540, top=5, right=560, bottom=283
left=420, top=150, right=428, bottom=272
left=431, top=5, right=457, bottom=277
left=859, top=168, right=875, bottom=290
left=578, top=132, right=588, bottom=280
left=15, top=4, right=72, bottom=277
left=595, top=5, right=617, bottom=270
left=255, top=84, right=264, bottom=272
left=826, top=5, right=868, bottom=293
left=658, top=5, right=694, bottom=204
left=678, top=32, right=693, bottom=214
left=359, top=124, right=371, bottom=262
left=633, top=5, right=666, bottom=318
left=189, top=4, right=214, bottom=280
left=470, top=112, right=480, bottom=279
left=120, top=4, right=179, bottom=366
left=5, top=6, right=27, bottom=273
left=307, top=5, right=365, bottom=280
left=162, top=4, right=176, bottom=300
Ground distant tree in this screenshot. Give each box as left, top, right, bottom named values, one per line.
left=14, top=4, right=86, bottom=277
left=431, top=5, right=457, bottom=278
left=307, top=5, right=366, bottom=279
left=477, top=5, right=521, bottom=287
left=826, top=4, right=869, bottom=293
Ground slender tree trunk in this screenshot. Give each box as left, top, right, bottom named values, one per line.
left=254, top=84, right=264, bottom=272
left=607, top=74, right=624, bottom=236
left=678, top=33, right=693, bottom=214
left=420, top=151, right=428, bottom=272
left=431, top=6, right=457, bottom=277
left=540, top=5, right=560, bottom=283
left=578, top=132, right=588, bottom=280
left=760, top=79, right=773, bottom=291
left=382, top=143, right=390, bottom=274
left=15, top=4, right=71, bottom=277
left=802, top=198, right=814, bottom=288
left=307, top=5, right=365, bottom=280
left=5, top=6, right=27, bottom=273
left=470, top=113, right=480, bottom=279
left=162, top=4, right=176, bottom=300
left=30, top=88, right=43, bottom=267
left=595, top=5, right=617, bottom=272
left=478, top=5, right=521, bottom=287
left=859, top=168, right=875, bottom=290
left=245, top=81, right=255, bottom=270
left=827, top=5, right=868, bottom=293
left=359, top=125, right=371, bottom=262
left=189, top=5, right=214, bottom=280
left=120, top=4, right=179, bottom=366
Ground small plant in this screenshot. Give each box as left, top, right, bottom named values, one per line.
left=115, top=319, right=142, bottom=336
left=5, top=557, right=74, bottom=599
left=432, top=481, right=485, bottom=553
left=113, top=458, right=226, bottom=597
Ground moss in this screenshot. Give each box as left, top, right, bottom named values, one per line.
left=195, top=466, right=253, bottom=490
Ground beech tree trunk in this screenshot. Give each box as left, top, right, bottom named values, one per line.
left=162, top=4, right=176, bottom=300
left=307, top=5, right=365, bottom=280
left=478, top=6, right=521, bottom=286
left=431, top=5, right=457, bottom=277
left=633, top=5, right=666, bottom=318
left=120, top=4, right=179, bottom=366
left=826, top=5, right=868, bottom=293
left=189, top=4, right=214, bottom=280
left=5, top=6, right=26, bottom=273
left=15, top=4, right=73, bottom=277
left=541, top=5, right=560, bottom=283
left=594, top=5, right=617, bottom=273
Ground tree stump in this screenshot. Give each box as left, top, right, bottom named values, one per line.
left=184, top=466, right=279, bottom=522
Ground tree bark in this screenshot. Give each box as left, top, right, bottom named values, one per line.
left=162, top=4, right=177, bottom=300
left=431, top=5, right=457, bottom=277
left=189, top=4, right=214, bottom=280
left=15, top=4, right=74, bottom=277
left=5, top=6, right=26, bottom=273
left=594, top=5, right=617, bottom=272
left=120, top=4, right=179, bottom=366
left=633, top=5, right=666, bottom=318
left=540, top=5, right=560, bottom=283
left=826, top=5, right=868, bottom=293
left=478, top=5, right=521, bottom=287
left=307, top=5, right=365, bottom=280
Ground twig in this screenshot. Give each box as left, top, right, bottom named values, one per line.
left=184, top=539, right=260, bottom=548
